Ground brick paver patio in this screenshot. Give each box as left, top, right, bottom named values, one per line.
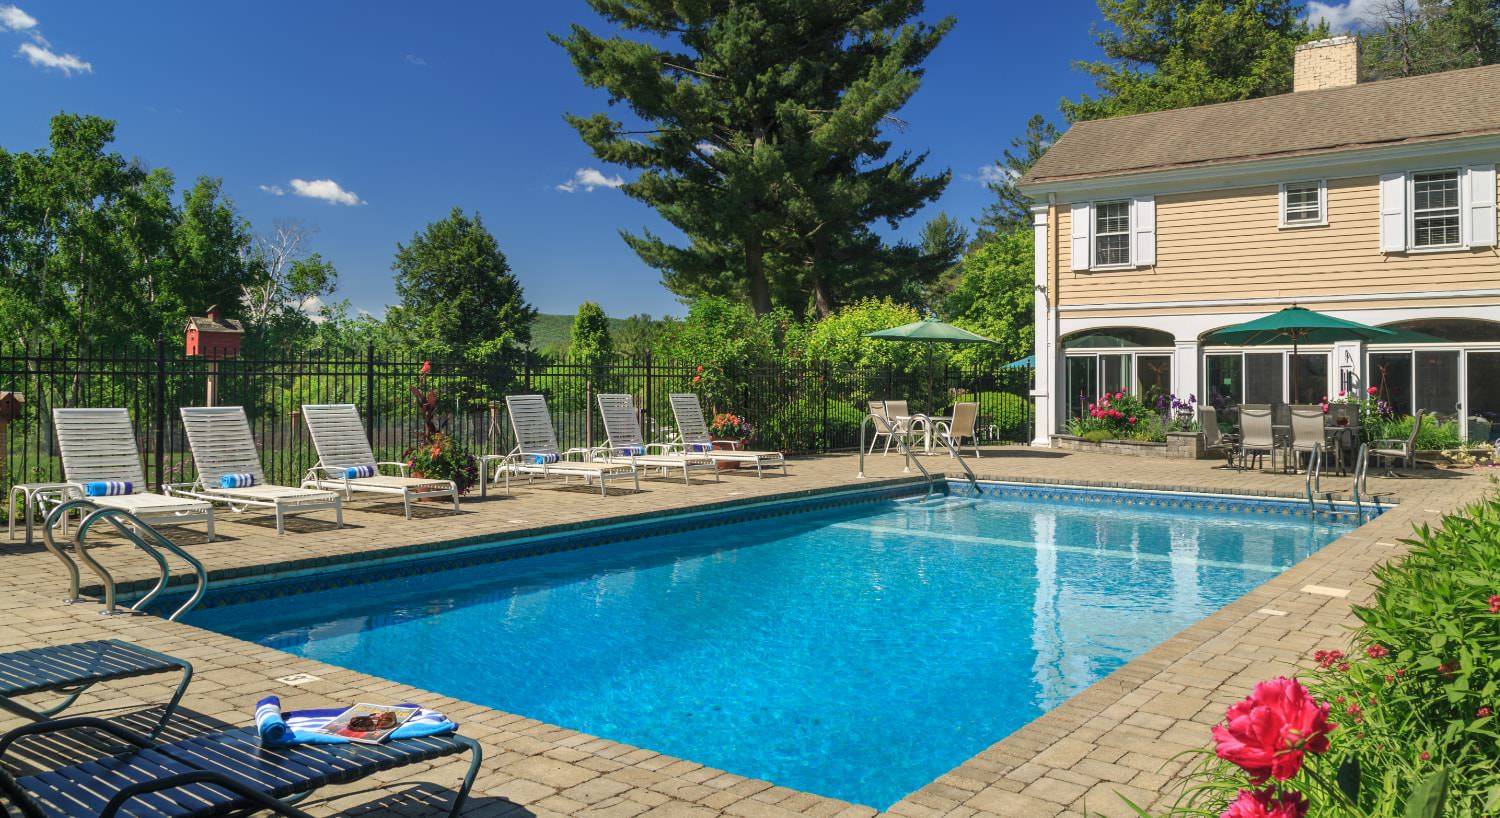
left=0, top=449, right=1490, bottom=818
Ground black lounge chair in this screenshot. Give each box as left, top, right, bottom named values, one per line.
left=0, top=640, right=191, bottom=740
left=0, top=715, right=482, bottom=817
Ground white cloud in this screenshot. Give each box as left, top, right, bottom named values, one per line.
left=404, top=53, right=427, bottom=66
left=556, top=167, right=625, bottom=193
left=694, top=141, right=720, bottom=155
left=289, top=178, right=365, bottom=206
left=0, top=4, right=37, bottom=31
left=17, top=42, right=90, bottom=75
left=258, top=184, right=286, bottom=196
left=1306, top=0, right=1384, bottom=31
left=963, top=164, right=1016, bottom=186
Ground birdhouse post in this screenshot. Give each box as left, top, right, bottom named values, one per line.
left=0, top=392, right=23, bottom=489
left=185, top=306, right=245, bottom=406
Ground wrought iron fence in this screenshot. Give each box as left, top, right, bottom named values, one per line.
left=0, top=341, right=1033, bottom=493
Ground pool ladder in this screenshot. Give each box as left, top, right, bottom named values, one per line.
left=39, top=499, right=207, bottom=622
left=1304, top=443, right=1388, bottom=520
left=857, top=413, right=979, bottom=500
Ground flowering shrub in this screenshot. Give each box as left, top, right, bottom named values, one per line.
left=708, top=412, right=754, bottom=441
left=1068, top=390, right=1162, bottom=440
left=1327, top=390, right=1464, bottom=450
left=405, top=431, right=479, bottom=494
left=1141, top=494, right=1500, bottom=818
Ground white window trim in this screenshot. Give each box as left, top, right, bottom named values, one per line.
left=1278, top=179, right=1326, bottom=228
left=1090, top=199, right=1134, bottom=271
left=1406, top=167, right=1465, bottom=252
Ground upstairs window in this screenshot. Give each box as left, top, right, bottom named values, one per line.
left=1280, top=181, right=1324, bottom=227
left=1093, top=200, right=1131, bottom=266
left=1411, top=169, right=1461, bottom=248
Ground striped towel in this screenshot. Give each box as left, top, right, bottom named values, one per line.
left=344, top=464, right=378, bottom=479
left=219, top=472, right=256, bottom=488
left=84, top=480, right=132, bottom=497
left=530, top=453, right=560, bottom=465
left=618, top=446, right=646, bottom=456
left=256, top=696, right=456, bottom=747
left=686, top=442, right=714, bottom=453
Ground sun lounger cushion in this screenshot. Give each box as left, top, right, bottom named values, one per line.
left=344, top=464, right=377, bottom=479
left=84, top=481, right=132, bottom=497
left=218, top=473, right=256, bottom=489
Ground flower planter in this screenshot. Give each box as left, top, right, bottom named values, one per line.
left=1051, top=432, right=1208, bottom=459
left=712, top=439, right=746, bottom=470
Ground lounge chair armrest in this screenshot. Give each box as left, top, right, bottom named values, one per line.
left=1371, top=439, right=1406, bottom=449
left=0, top=716, right=154, bottom=759
left=100, top=770, right=316, bottom=818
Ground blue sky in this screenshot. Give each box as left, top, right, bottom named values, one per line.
left=1, top=1, right=1360, bottom=318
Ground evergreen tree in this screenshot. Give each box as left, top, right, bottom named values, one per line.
left=387, top=208, right=536, bottom=372
left=978, top=114, right=1059, bottom=237
left=1362, top=0, right=1500, bottom=79
left=555, top=1, right=953, bottom=316
left=1064, top=0, right=1321, bottom=122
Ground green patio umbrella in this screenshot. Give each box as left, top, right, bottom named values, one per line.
left=1203, top=306, right=1400, bottom=399
left=866, top=318, right=997, bottom=409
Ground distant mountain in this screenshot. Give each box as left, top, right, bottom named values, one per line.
left=528, top=312, right=630, bottom=353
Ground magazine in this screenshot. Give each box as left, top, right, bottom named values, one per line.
left=312, top=703, right=420, bottom=744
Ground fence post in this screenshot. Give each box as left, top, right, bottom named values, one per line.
left=523, top=348, right=532, bottom=392
left=364, top=343, right=376, bottom=445
left=643, top=351, right=653, bottom=435
left=821, top=360, right=830, bottom=453
left=154, top=338, right=166, bottom=492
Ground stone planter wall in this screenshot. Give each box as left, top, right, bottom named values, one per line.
left=1051, top=432, right=1209, bottom=459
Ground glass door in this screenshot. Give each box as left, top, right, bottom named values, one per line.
left=1244, top=353, right=1284, bottom=405
left=1464, top=351, right=1500, bottom=443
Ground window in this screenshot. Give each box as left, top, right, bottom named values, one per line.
left=1411, top=170, right=1461, bottom=248
left=1280, top=181, right=1324, bottom=227
left=1093, top=200, right=1131, bottom=266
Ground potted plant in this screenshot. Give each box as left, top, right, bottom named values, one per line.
left=401, top=361, right=480, bottom=494
left=708, top=412, right=754, bottom=470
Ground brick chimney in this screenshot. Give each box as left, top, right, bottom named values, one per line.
left=1294, top=36, right=1360, bottom=92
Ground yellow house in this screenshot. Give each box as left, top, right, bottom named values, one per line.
left=1019, top=36, right=1500, bottom=445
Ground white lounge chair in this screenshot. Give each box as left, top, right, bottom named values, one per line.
left=174, top=406, right=342, bottom=534
left=485, top=394, right=639, bottom=496
left=299, top=404, right=459, bottom=518
left=52, top=408, right=214, bottom=539
left=667, top=393, right=786, bottom=477
left=596, top=394, right=718, bottom=484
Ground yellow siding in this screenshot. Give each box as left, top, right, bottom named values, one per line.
left=1056, top=175, right=1500, bottom=310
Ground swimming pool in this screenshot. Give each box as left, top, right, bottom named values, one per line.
left=181, top=483, right=1369, bottom=809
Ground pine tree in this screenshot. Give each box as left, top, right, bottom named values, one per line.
left=1063, top=0, right=1321, bottom=122
left=978, top=114, right=1059, bottom=237
left=555, top=1, right=953, bottom=316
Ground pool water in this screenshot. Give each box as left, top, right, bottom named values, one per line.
left=185, top=489, right=1359, bottom=808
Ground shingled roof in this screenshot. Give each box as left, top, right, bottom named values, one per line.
left=1020, top=63, right=1500, bottom=187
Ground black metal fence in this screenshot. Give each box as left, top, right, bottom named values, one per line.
left=0, top=342, right=1034, bottom=493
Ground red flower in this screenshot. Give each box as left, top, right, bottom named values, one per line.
left=1221, top=788, right=1309, bottom=818
left=1128, top=416, right=1137, bottom=424
left=1115, top=391, right=1125, bottom=400
left=1489, top=594, right=1500, bottom=614
left=1478, top=707, right=1492, bottom=718
left=420, top=360, right=431, bottom=375
left=1367, top=386, right=1379, bottom=396
left=693, top=375, right=701, bottom=383
left=1211, top=677, right=1335, bottom=782
left=1365, top=644, right=1389, bottom=659
left=1420, top=751, right=1431, bottom=761
left=1313, top=649, right=1344, bottom=669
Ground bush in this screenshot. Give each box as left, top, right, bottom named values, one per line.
left=1081, top=429, right=1114, bottom=442
left=405, top=432, right=480, bottom=494
left=765, top=396, right=861, bottom=453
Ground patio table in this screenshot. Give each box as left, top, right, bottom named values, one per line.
left=890, top=415, right=951, bottom=454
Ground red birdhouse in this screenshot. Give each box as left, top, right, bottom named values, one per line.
left=185, top=306, right=245, bottom=359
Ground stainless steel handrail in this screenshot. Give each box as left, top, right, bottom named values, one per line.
left=72, top=507, right=209, bottom=621
left=858, top=413, right=938, bottom=500
left=40, top=498, right=99, bottom=603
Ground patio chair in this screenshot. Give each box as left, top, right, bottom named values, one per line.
left=1370, top=409, right=1424, bottom=471
left=1287, top=404, right=1327, bottom=473
left=595, top=394, right=719, bottom=484
left=1237, top=404, right=1277, bottom=471
left=52, top=408, right=215, bottom=540
left=487, top=394, right=639, bottom=496
left=866, top=401, right=895, bottom=455
left=0, top=714, right=482, bottom=818
left=935, top=401, right=981, bottom=458
left=1198, top=407, right=1240, bottom=467
left=0, top=640, right=191, bottom=741
left=667, top=393, right=787, bottom=477
left=299, top=404, right=459, bottom=518
left=174, top=407, right=342, bottom=535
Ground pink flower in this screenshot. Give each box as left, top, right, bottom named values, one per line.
left=1115, top=391, right=1125, bottom=400
left=1478, top=707, right=1492, bottom=717
left=1338, top=390, right=1347, bottom=398
left=1128, top=416, right=1137, bottom=424
left=1489, top=594, right=1500, bottom=614
left=1366, top=644, right=1389, bottom=659
left=1313, top=649, right=1344, bottom=669
left=1211, top=677, right=1335, bottom=782
left=1420, top=751, right=1431, bottom=761
left=1221, top=788, right=1309, bottom=818
left=1367, top=386, right=1379, bottom=396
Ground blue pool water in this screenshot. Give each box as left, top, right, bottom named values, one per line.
left=184, top=487, right=1360, bottom=808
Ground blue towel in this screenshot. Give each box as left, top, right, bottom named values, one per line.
left=84, top=480, right=131, bottom=497
left=344, top=464, right=377, bottom=479
left=530, top=452, right=560, bottom=465
left=686, top=442, right=714, bottom=453
left=219, top=472, right=256, bottom=488
left=255, top=696, right=457, bottom=747
left=619, top=446, right=646, bottom=456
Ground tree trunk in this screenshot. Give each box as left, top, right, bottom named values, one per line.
left=745, top=232, right=772, bottom=315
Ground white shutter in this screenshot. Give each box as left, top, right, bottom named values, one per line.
left=1070, top=203, right=1091, bottom=271
left=1379, top=173, right=1407, bottom=252
left=1132, top=195, right=1156, bottom=266
left=1465, top=164, right=1496, bottom=248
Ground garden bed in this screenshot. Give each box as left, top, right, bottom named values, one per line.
left=1051, top=432, right=1207, bottom=459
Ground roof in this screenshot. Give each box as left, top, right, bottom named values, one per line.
left=187, top=315, right=245, bottom=333
left=1020, top=63, right=1500, bottom=187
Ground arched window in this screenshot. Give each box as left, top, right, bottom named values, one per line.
left=1061, top=327, right=1175, bottom=349
left=1378, top=318, right=1500, bottom=343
